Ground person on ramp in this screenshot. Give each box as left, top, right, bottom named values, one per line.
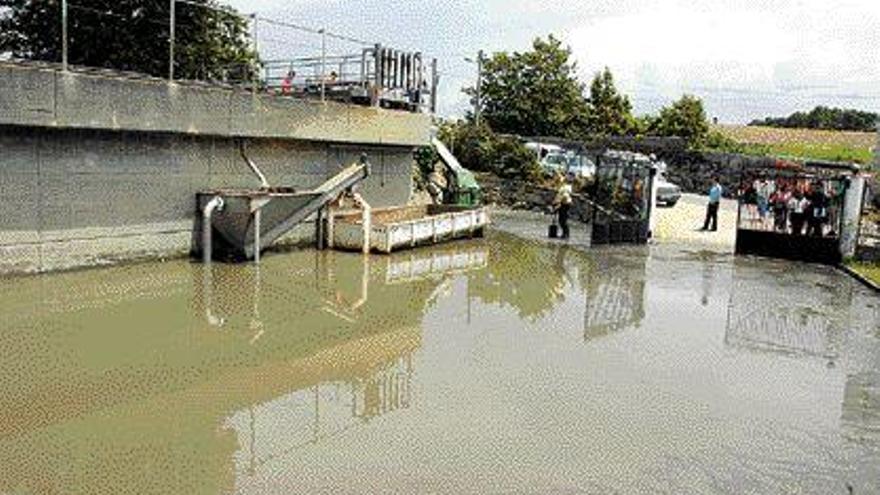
left=701, top=177, right=723, bottom=232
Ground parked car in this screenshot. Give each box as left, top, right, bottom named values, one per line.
left=656, top=176, right=682, bottom=207
left=525, top=142, right=595, bottom=179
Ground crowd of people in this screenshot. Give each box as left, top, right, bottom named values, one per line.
left=738, top=175, right=844, bottom=237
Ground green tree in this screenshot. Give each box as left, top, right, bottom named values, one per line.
left=434, top=120, right=540, bottom=179
left=0, top=0, right=258, bottom=81
left=750, top=106, right=879, bottom=132
left=650, top=94, right=710, bottom=144
left=587, top=67, right=636, bottom=136
left=473, top=35, right=590, bottom=139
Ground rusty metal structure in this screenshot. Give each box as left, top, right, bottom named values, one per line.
left=261, top=45, right=436, bottom=112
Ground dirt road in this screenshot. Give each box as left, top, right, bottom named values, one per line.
left=653, top=194, right=737, bottom=252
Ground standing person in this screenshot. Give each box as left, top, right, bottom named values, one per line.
left=701, top=177, right=723, bottom=232
left=807, top=182, right=829, bottom=237
left=771, top=185, right=791, bottom=232
left=789, top=191, right=809, bottom=235
left=756, top=176, right=775, bottom=230
left=280, top=70, right=295, bottom=95
left=553, top=173, right=574, bottom=239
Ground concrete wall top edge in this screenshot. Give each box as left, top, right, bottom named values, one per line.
left=0, top=62, right=430, bottom=148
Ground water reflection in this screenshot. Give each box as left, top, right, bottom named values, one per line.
left=464, top=230, right=648, bottom=341
left=0, top=246, right=476, bottom=495
left=724, top=260, right=880, bottom=448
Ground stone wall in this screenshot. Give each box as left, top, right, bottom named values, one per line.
left=657, top=150, right=775, bottom=198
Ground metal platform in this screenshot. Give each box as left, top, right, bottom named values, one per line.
left=194, top=160, right=370, bottom=262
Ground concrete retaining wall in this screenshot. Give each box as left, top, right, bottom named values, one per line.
left=0, top=63, right=428, bottom=275
left=0, top=62, right=429, bottom=146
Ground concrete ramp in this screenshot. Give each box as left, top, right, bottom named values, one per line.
left=195, top=160, right=370, bottom=261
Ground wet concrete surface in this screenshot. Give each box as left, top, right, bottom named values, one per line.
left=0, top=214, right=878, bottom=494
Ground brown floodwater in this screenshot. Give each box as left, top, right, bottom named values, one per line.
left=0, top=216, right=878, bottom=494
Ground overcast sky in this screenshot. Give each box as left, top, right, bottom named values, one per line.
left=225, top=0, right=880, bottom=123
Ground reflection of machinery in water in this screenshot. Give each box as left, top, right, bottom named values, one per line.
left=724, top=262, right=857, bottom=359
left=384, top=243, right=488, bottom=284
left=226, top=349, right=416, bottom=478
left=581, top=253, right=647, bottom=341
left=208, top=245, right=491, bottom=480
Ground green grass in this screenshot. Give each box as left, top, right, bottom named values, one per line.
left=845, top=261, right=880, bottom=286
left=734, top=142, right=874, bottom=164
left=709, top=124, right=876, bottom=165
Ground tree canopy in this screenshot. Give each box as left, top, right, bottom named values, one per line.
left=750, top=106, right=879, bottom=132
left=587, top=67, right=635, bottom=136
left=0, top=0, right=258, bottom=81
left=649, top=95, right=710, bottom=144
left=473, top=35, right=590, bottom=140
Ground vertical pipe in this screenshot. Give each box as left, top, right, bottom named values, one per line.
left=316, top=207, right=325, bottom=250
left=326, top=205, right=335, bottom=249
left=202, top=197, right=224, bottom=264
left=254, top=207, right=261, bottom=263
left=61, top=0, right=68, bottom=71
left=320, top=29, right=326, bottom=102
left=168, top=0, right=175, bottom=81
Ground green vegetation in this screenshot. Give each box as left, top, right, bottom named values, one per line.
left=455, top=34, right=876, bottom=178
left=433, top=120, right=541, bottom=180
left=751, top=106, right=879, bottom=132
left=845, top=261, right=880, bottom=287
left=648, top=95, right=711, bottom=144
left=474, top=35, right=590, bottom=140
left=710, top=125, right=876, bottom=164
left=587, top=68, right=637, bottom=136
left=0, top=0, right=258, bottom=81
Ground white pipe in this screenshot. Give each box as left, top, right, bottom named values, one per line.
left=203, top=196, right=225, bottom=264
left=240, top=142, right=271, bottom=189
left=353, top=193, right=371, bottom=255
left=254, top=208, right=262, bottom=264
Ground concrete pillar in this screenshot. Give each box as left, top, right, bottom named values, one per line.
left=841, top=173, right=866, bottom=258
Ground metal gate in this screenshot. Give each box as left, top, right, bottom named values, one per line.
left=590, top=150, right=655, bottom=245
left=734, top=161, right=859, bottom=265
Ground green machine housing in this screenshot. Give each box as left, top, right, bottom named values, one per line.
left=432, top=137, right=482, bottom=207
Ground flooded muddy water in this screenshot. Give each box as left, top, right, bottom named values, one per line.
left=0, top=217, right=878, bottom=494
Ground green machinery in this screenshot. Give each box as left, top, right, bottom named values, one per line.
left=431, top=137, right=482, bottom=207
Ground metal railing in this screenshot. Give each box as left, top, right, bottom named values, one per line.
left=3, top=0, right=437, bottom=113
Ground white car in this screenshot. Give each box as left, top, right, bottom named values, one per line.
left=656, top=177, right=682, bottom=207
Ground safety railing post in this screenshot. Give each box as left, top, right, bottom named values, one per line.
left=251, top=14, right=259, bottom=92
left=320, top=28, right=326, bottom=102
left=61, top=0, right=68, bottom=71
left=168, top=0, right=175, bottom=81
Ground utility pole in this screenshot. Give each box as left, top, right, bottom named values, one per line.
left=168, top=0, right=175, bottom=80
left=61, top=0, right=68, bottom=71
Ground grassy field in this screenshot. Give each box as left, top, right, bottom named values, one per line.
left=712, top=124, right=877, bottom=164
left=845, top=261, right=880, bottom=287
